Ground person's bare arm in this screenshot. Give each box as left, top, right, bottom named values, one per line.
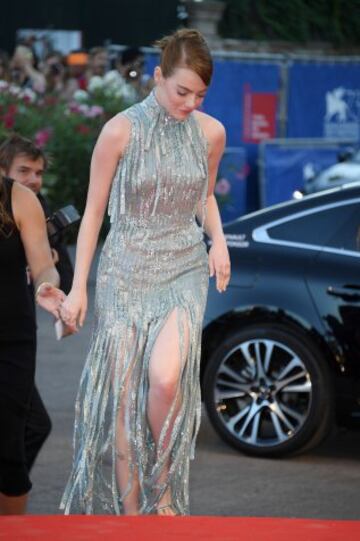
left=13, top=182, right=58, bottom=288
left=12, top=182, right=63, bottom=317
left=71, top=113, right=131, bottom=292
left=60, top=113, right=131, bottom=327
left=195, top=111, right=230, bottom=292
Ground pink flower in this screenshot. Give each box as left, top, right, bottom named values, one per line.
left=85, top=105, right=104, bottom=118
left=7, top=104, right=17, bottom=115
left=76, top=124, right=91, bottom=135
left=68, top=102, right=82, bottom=114
left=236, top=163, right=250, bottom=181
left=35, top=128, right=52, bottom=148
left=19, top=88, right=37, bottom=104
left=4, top=112, right=15, bottom=129
left=215, top=177, right=231, bottom=196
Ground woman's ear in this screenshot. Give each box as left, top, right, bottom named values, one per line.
left=154, top=65, right=162, bottom=85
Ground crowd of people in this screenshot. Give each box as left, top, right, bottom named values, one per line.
left=0, top=39, right=153, bottom=102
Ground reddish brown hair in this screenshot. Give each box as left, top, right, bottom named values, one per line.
left=154, top=29, right=213, bottom=86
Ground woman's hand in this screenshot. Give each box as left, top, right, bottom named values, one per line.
left=60, top=288, right=88, bottom=331
left=36, top=282, right=66, bottom=318
left=208, top=237, right=231, bottom=293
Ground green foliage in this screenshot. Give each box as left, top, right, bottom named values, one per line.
left=0, top=81, right=133, bottom=238
left=219, top=0, right=360, bottom=47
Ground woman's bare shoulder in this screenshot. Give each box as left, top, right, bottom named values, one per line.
left=97, top=112, right=132, bottom=156
left=104, top=111, right=132, bottom=136
left=193, top=110, right=226, bottom=150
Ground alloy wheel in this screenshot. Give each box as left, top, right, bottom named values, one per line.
left=214, top=338, right=312, bottom=447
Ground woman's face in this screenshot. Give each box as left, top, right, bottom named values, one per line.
left=155, top=66, right=208, bottom=120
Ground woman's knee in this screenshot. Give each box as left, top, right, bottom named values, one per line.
left=150, top=376, right=178, bottom=404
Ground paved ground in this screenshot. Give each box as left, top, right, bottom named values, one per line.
left=27, top=255, right=360, bottom=518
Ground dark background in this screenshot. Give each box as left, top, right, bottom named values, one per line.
left=0, top=0, right=180, bottom=52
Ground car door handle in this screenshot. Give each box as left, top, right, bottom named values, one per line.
left=327, top=286, right=360, bottom=301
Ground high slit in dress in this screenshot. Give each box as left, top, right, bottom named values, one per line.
left=60, top=90, right=209, bottom=515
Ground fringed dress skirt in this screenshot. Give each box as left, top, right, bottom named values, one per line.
left=61, top=91, right=209, bottom=515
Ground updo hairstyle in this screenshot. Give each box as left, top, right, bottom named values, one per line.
left=154, top=29, right=213, bottom=87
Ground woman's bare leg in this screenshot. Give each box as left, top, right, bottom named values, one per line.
left=0, top=492, right=28, bottom=515
left=115, top=408, right=140, bottom=515
left=114, top=330, right=140, bottom=515
left=147, top=309, right=189, bottom=516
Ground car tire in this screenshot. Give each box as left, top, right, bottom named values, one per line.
left=203, top=323, right=334, bottom=457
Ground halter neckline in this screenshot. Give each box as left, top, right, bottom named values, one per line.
left=144, top=90, right=187, bottom=125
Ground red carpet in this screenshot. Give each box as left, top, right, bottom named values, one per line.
left=1, top=516, right=360, bottom=541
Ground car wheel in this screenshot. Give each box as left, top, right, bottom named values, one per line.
left=203, top=323, right=333, bottom=457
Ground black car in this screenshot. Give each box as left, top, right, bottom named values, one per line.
left=303, top=148, right=360, bottom=194
left=201, top=182, right=360, bottom=457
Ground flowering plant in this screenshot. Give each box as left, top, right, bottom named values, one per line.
left=72, top=71, right=136, bottom=118
left=0, top=81, right=45, bottom=136
left=0, top=80, right=134, bottom=219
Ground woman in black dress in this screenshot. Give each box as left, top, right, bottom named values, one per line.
left=0, top=175, right=70, bottom=514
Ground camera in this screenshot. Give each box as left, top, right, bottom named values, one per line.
left=46, top=205, right=80, bottom=239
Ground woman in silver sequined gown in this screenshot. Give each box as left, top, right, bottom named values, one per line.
left=60, top=30, right=230, bottom=516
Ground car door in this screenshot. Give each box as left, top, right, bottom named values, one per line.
left=306, top=201, right=360, bottom=383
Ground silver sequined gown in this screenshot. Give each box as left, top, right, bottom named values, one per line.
left=60, top=91, right=209, bottom=515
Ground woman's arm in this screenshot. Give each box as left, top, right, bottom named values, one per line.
left=72, top=114, right=131, bottom=292
left=12, top=182, right=63, bottom=316
left=13, top=182, right=59, bottom=288
left=60, top=113, right=131, bottom=327
left=195, top=111, right=230, bottom=293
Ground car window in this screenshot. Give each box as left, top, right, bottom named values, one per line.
left=325, top=210, right=360, bottom=254
left=268, top=203, right=359, bottom=247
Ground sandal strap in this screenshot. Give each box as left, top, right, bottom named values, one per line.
left=157, top=504, right=178, bottom=515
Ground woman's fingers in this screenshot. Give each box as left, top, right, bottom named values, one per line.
left=61, top=309, right=77, bottom=327
left=60, top=299, right=85, bottom=330
left=215, top=263, right=231, bottom=292
left=37, top=285, right=64, bottom=316
left=66, top=321, right=78, bottom=334
left=208, top=256, right=215, bottom=278
left=41, top=290, right=84, bottom=335
left=79, top=306, right=87, bottom=328
left=208, top=242, right=231, bottom=292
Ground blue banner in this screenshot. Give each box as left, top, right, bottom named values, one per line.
left=287, top=62, right=360, bottom=141
left=215, top=147, right=248, bottom=223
